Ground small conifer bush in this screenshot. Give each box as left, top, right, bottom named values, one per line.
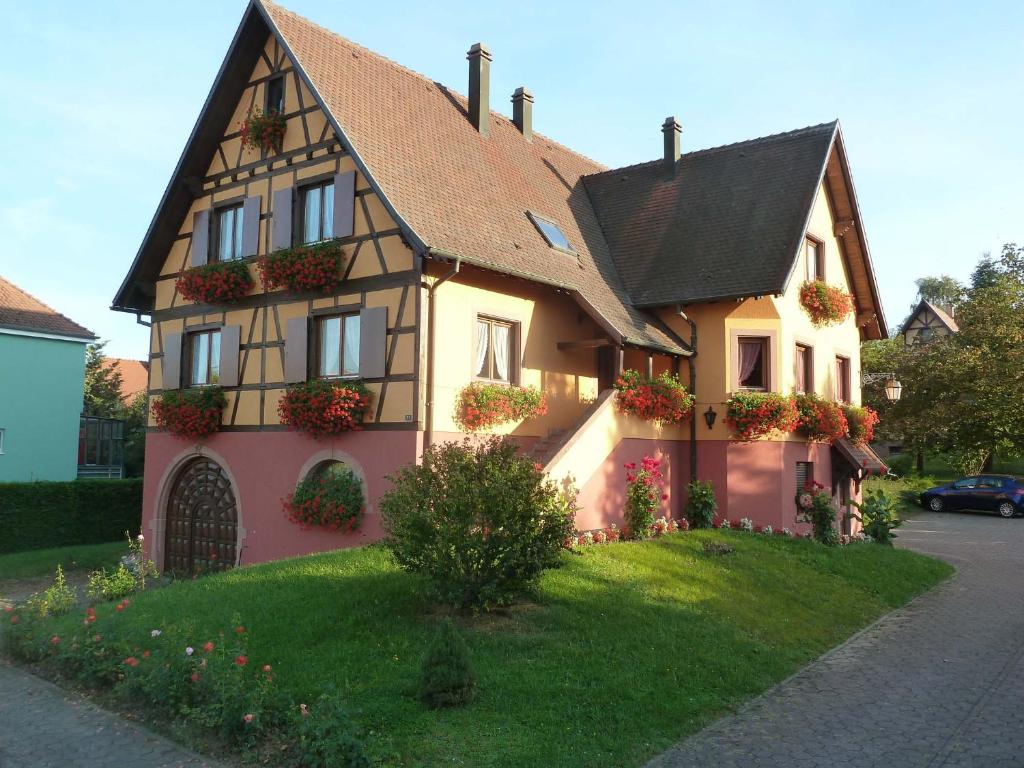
left=418, top=618, right=476, bottom=709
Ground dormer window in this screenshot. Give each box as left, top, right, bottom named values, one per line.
left=266, top=75, right=285, bottom=115
left=527, top=211, right=574, bottom=253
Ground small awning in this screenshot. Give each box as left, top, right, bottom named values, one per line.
left=833, top=438, right=888, bottom=479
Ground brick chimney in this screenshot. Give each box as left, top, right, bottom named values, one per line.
left=512, top=87, right=534, bottom=141
left=662, top=116, right=681, bottom=170
left=467, top=43, right=492, bottom=136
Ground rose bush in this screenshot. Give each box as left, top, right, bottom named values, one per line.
left=152, top=387, right=227, bottom=440
left=278, top=380, right=371, bottom=438
left=725, top=391, right=799, bottom=441
left=176, top=261, right=254, bottom=304
left=454, top=383, right=547, bottom=431
left=614, top=370, right=694, bottom=424
left=257, top=242, right=345, bottom=293
left=623, top=455, right=666, bottom=539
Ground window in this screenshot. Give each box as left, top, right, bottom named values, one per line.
left=978, top=476, right=1004, bottom=489
left=952, top=477, right=978, bottom=490
left=266, top=76, right=285, bottom=115
left=526, top=211, right=574, bottom=252
left=213, top=203, right=244, bottom=262
left=0, top=428, right=5, bottom=454
left=317, top=313, right=360, bottom=378
left=805, top=237, right=824, bottom=281
left=796, top=461, right=814, bottom=492
left=189, top=329, right=221, bottom=386
left=737, top=336, right=768, bottom=390
left=835, top=355, right=851, bottom=402
left=475, top=316, right=515, bottom=382
left=795, top=344, right=813, bottom=395
left=301, top=181, right=335, bottom=244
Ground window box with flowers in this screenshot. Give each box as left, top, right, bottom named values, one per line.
left=278, top=379, right=372, bottom=439
left=614, top=370, right=694, bottom=424
left=843, top=405, right=879, bottom=445
left=798, top=280, right=855, bottom=327
left=454, top=383, right=547, bottom=432
left=285, top=463, right=365, bottom=532
left=152, top=387, right=227, bottom=440
left=725, top=391, right=799, bottom=441
left=794, top=393, right=849, bottom=443
left=176, top=261, right=254, bottom=305
left=256, top=241, right=346, bottom=293
left=240, top=107, right=287, bottom=154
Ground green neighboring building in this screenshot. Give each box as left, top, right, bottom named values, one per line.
left=0, top=276, right=95, bottom=481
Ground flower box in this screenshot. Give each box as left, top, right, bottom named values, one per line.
left=614, top=369, right=694, bottom=424
left=152, top=387, right=227, bottom=440
left=725, top=391, right=799, bottom=441
left=257, top=242, right=345, bottom=293
left=176, top=261, right=254, bottom=304
left=799, top=280, right=854, bottom=327
left=455, top=383, right=547, bottom=431
left=794, top=393, right=848, bottom=443
left=278, top=379, right=372, bottom=439
left=240, top=108, right=287, bottom=154
left=843, top=405, right=879, bottom=445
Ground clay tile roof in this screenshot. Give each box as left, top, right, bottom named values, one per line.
left=0, top=275, right=94, bottom=340
left=259, top=1, right=684, bottom=353
left=103, top=358, right=150, bottom=403
left=583, top=123, right=838, bottom=306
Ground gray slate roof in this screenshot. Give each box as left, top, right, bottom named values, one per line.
left=584, top=122, right=838, bottom=307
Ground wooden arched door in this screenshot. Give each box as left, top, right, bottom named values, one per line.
left=165, top=458, right=238, bottom=576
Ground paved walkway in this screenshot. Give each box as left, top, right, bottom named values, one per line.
left=0, top=660, right=223, bottom=768
left=649, top=511, right=1024, bottom=768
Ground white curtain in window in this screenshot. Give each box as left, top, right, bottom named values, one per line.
left=342, top=314, right=360, bottom=375
left=493, top=323, right=510, bottom=381
left=320, top=317, right=340, bottom=376
left=738, top=339, right=762, bottom=385
left=475, top=321, right=489, bottom=378
left=209, top=332, right=221, bottom=383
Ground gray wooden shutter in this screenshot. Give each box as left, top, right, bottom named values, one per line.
left=333, top=171, right=356, bottom=238
left=284, top=317, right=309, bottom=383
left=191, top=210, right=210, bottom=267
left=162, top=333, right=183, bottom=390
left=241, top=196, right=261, bottom=258
left=358, top=306, right=387, bottom=379
left=218, top=325, right=241, bottom=387
left=272, top=187, right=293, bottom=251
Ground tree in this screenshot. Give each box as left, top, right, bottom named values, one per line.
left=83, top=341, right=125, bottom=418
left=913, top=274, right=963, bottom=313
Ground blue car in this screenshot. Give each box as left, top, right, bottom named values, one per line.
left=921, top=475, right=1024, bottom=518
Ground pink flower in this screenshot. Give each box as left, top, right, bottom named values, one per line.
left=235, top=655, right=248, bottom=667
left=243, top=713, right=254, bottom=724
left=50, top=635, right=60, bottom=645
left=124, top=657, right=139, bottom=667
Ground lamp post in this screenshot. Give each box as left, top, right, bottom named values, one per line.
left=861, top=372, right=902, bottom=402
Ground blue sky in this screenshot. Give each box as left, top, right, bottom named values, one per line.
left=2, top=0, right=1021, bottom=358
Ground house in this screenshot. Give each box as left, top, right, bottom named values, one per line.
left=900, top=299, right=958, bottom=346
left=114, top=0, right=887, bottom=573
left=103, top=358, right=151, bottom=404
left=0, top=276, right=95, bottom=481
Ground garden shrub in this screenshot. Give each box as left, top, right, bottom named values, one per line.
left=796, top=482, right=839, bottom=546
left=86, top=564, right=137, bottom=602
left=418, top=618, right=476, bottom=708
left=285, top=464, right=365, bottom=532
left=850, top=490, right=903, bottom=545
left=288, top=689, right=370, bottom=768
left=26, top=565, right=76, bottom=618
left=623, top=456, right=665, bottom=539
left=0, top=479, right=142, bottom=555
left=685, top=480, right=717, bottom=529
left=381, top=436, right=576, bottom=610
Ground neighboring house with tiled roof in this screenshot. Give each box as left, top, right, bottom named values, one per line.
left=102, top=358, right=150, bottom=404
left=114, top=0, right=886, bottom=573
left=0, top=276, right=94, bottom=481
left=900, top=299, right=959, bottom=346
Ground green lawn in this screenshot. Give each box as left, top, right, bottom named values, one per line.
left=15, top=533, right=950, bottom=767
left=0, top=541, right=128, bottom=581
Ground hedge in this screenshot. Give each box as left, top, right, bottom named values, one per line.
left=0, top=479, right=143, bottom=555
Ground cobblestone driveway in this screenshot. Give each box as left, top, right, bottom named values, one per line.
left=649, top=511, right=1024, bottom=768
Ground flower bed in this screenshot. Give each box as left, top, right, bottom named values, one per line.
left=278, top=379, right=371, bottom=438
left=240, top=108, right=287, bottom=154
left=257, top=242, right=345, bottom=293
left=454, top=383, right=547, bottom=431
left=285, top=464, right=365, bottom=532
left=725, top=391, right=799, bottom=441
left=614, top=370, right=694, bottom=424
left=176, top=261, right=254, bottom=304
left=799, top=280, right=855, bottom=327
left=794, top=393, right=849, bottom=443
left=844, top=405, right=879, bottom=445
left=152, top=387, right=226, bottom=440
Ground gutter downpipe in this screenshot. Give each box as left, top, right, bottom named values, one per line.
left=424, top=255, right=462, bottom=451
left=677, top=307, right=698, bottom=485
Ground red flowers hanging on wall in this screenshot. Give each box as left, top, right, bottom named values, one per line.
left=794, top=393, right=849, bottom=443
left=278, top=379, right=372, bottom=438
left=799, top=280, right=855, bottom=327
left=152, top=387, right=227, bottom=440
left=239, top=108, right=287, bottom=154
left=284, top=464, right=365, bottom=532
left=257, top=242, right=345, bottom=293
left=724, top=391, right=800, bottom=441
left=176, top=261, right=255, bottom=305
left=614, top=370, right=695, bottom=424
left=843, top=405, right=879, bottom=445
left=455, top=383, right=548, bottom=432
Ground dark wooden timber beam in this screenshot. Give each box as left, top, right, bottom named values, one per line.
left=556, top=338, right=613, bottom=351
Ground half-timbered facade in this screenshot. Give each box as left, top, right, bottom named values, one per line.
left=116, top=0, right=887, bottom=572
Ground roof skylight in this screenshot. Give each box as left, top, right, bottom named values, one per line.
left=527, top=211, right=574, bottom=253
